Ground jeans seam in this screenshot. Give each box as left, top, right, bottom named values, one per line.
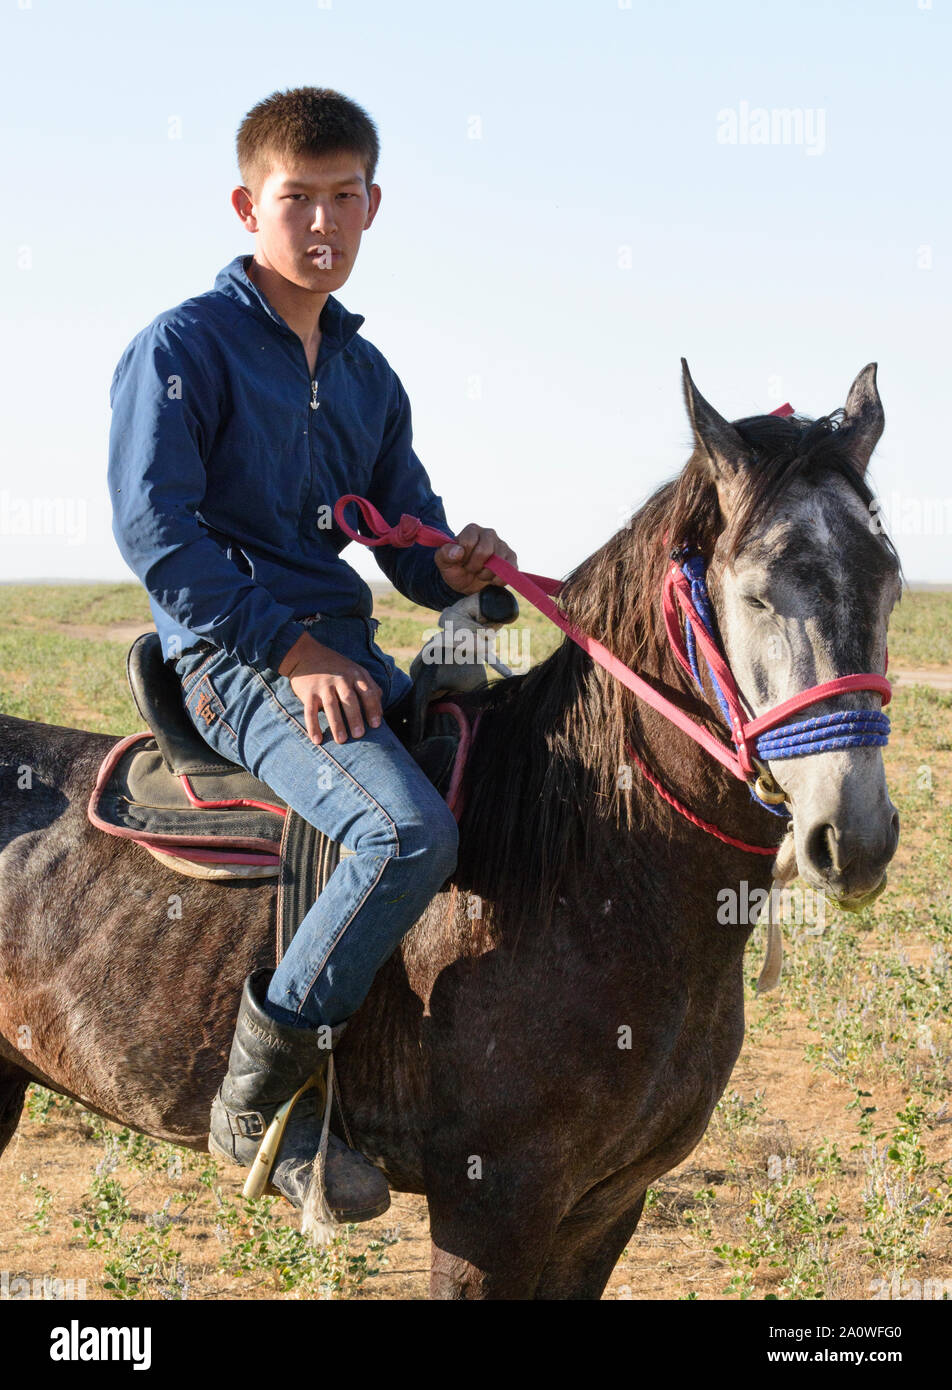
left=296, top=853, right=391, bottom=1018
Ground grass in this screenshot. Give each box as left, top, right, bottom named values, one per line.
left=0, top=584, right=950, bottom=1300
left=887, top=589, right=952, bottom=666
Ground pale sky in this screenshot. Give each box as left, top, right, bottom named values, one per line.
left=2, top=0, right=949, bottom=589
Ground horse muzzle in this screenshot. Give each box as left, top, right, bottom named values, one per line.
left=794, top=803, right=900, bottom=907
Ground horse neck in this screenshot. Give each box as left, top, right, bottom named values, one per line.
left=453, top=575, right=783, bottom=951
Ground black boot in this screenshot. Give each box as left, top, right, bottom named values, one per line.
left=209, top=969, right=390, bottom=1222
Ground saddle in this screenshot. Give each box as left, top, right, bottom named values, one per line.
left=87, top=587, right=517, bottom=952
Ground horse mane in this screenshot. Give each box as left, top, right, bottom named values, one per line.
left=453, top=409, right=900, bottom=945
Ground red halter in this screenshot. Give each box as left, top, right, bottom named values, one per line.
left=660, top=564, right=890, bottom=781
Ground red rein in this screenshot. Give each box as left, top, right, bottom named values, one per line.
left=333, top=419, right=891, bottom=858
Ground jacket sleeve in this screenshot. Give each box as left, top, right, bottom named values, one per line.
left=362, top=370, right=462, bottom=612
left=108, top=319, right=306, bottom=670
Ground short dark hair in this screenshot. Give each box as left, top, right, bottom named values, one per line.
left=236, top=87, right=380, bottom=198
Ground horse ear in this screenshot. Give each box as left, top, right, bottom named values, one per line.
left=841, top=363, right=884, bottom=475
left=681, top=359, right=751, bottom=482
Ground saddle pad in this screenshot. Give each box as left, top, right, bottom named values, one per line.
left=87, top=731, right=287, bottom=858
left=140, top=846, right=281, bottom=879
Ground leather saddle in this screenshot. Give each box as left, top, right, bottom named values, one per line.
left=87, top=587, right=519, bottom=952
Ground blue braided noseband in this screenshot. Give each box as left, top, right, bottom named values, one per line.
left=678, top=553, right=891, bottom=816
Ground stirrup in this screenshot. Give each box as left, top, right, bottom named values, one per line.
left=242, top=1072, right=322, bottom=1200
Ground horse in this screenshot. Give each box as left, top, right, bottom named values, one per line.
left=0, top=362, right=901, bottom=1299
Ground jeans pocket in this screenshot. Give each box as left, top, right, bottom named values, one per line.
left=184, top=672, right=239, bottom=751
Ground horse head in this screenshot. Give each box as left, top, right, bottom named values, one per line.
left=679, top=361, right=901, bottom=908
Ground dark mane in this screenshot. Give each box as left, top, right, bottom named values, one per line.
left=454, top=411, right=900, bottom=944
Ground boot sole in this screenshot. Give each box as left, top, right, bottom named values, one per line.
left=210, top=1136, right=391, bottom=1222
left=264, top=1182, right=392, bottom=1224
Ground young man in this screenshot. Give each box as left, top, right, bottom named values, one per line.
left=108, top=87, right=517, bottom=1222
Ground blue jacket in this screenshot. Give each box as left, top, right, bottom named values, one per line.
left=108, top=253, right=460, bottom=678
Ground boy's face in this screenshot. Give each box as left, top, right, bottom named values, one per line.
left=233, top=150, right=381, bottom=293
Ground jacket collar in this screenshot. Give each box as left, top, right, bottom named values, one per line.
left=214, top=253, right=365, bottom=353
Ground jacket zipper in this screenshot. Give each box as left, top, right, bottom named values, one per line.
left=304, top=358, right=321, bottom=534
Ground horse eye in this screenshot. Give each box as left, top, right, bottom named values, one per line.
left=743, top=595, right=767, bottom=610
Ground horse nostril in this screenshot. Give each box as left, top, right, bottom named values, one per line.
left=806, top=822, right=836, bottom=875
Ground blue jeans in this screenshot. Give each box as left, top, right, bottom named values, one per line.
left=173, top=615, right=459, bottom=1029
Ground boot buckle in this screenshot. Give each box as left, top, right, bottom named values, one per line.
left=231, top=1109, right=266, bottom=1139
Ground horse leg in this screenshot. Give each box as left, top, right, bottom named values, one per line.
left=0, top=1061, right=31, bottom=1160
left=532, top=1169, right=648, bottom=1300
left=426, top=1167, right=563, bottom=1300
